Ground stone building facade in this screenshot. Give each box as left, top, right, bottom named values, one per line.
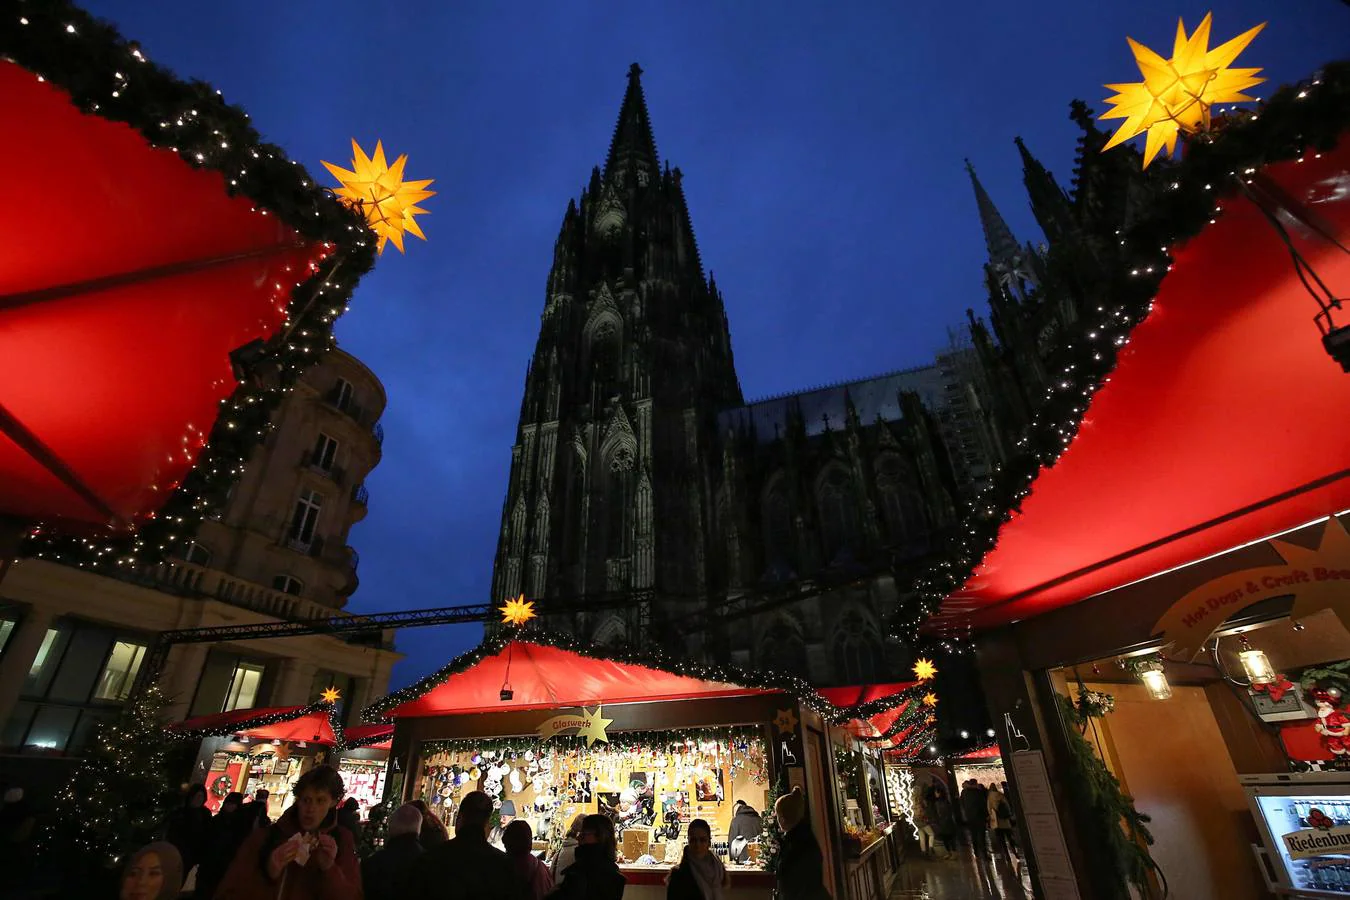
left=0, top=348, right=399, bottom=793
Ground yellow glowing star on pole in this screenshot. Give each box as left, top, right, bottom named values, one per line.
left=922, top=692, right=939, bottom=708
left=501, top=594, right=537, bottom=627
left=1100, top=13, right=1266, bottom=168
left=320, top=687, right=342, bottom=704
left=912, top=658, right=937, bottom=682
left=322, top=139, right=435, bottom=254
left=577, top=706, right=613, bottom=746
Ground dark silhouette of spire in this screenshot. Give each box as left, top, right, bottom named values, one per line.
left=1015, top=137, right=1075, bottom=246
left=605, top=63, right=659, bottom=178
left=964, top=159, right=1021, bottom=268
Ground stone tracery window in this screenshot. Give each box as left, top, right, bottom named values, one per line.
left=832, top=611, right=881, bottom=684
left=759, top=620, right=810, bottom=678
left=762, top=483, right=793, bottom=566
left=816, top=466, right=860, bottom=561
left=875, top=456, right=926, bottom=545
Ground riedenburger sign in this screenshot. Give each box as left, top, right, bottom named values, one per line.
left=1283, top=824, right=1350, bottom=860
left=1152, top=518, right=1350, bottom=661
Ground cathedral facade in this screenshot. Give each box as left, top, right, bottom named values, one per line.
left=490, top=65, right=1151, bottom=686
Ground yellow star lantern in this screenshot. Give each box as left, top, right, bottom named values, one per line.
left=501, top=595, right=537, bottom=627
left=322, top=139, right=435, bottom=254
left=320, top=687, right=342, bottom=705
left=922, top=692, right=939, bottom=708
left=1101, top=13, right=1266, bottom=168
left=912, top=658, right=937, bottom=682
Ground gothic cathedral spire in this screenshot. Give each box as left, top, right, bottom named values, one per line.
left=491, top=66, right=741, bottom=646
left=1015, top=136, right=1075, bottom=247
left=965, top=158, right=1022, bottom=270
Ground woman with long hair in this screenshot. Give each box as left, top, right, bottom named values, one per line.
left=548, top=814, right=625, bottom=899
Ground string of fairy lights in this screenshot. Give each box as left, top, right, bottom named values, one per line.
left=167, top=698, right=350, bottom=750
left=892, top=61, right=1350, bottom=648
left=2, top=0, right=378, bottom=569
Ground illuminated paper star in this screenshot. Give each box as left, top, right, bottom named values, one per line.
left=912, top=658, right=938, bottom=682
left=500, top=595, right=537, bottom=627
left=322, top=139, right=435, bottom=254
left=922, top=692, right=939, bottom=708
left=577, top=707, right=613, bottom=746
left=773, top=708, right=800, bottom=735
left=320, top=687, right=342, bottom=704
left=1100, top=13, right=1266, bottom=167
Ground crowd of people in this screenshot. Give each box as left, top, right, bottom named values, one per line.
left=912, top=778, right=1018, bottom=866
left=114, top=768, right=833, bottom=900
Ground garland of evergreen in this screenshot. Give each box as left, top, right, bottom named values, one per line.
left=1057, top=694, right=1159, bottom=899
left=361, top=626, right=844, bottom=722
left=759, top=775, right=788, bottom=874
left=418, top=724, right=767, bottom=757
left=167, top=700, right=347, bottom=749
left=0, top=0, right=378, bottom=568
left=1299, top=660, right=1350, bottom=696
left=892, top=62, right=1350, bottom=644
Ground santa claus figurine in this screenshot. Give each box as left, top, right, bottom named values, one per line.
left=1312, top=688, right=1350, bottom=756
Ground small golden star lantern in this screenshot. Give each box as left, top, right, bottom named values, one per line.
left=773, top=708, right=799, bottom=735
left=501, top=595, right=537, bottom=627
left=922, top=692, right=939, bottom=708
left=320, top=687, right=342, bottom=705
left=322, top=139, right=435, bottom=254
left=1101, top=13, right=1265, bottom=168
left=912, top=658, right=937, bottom=682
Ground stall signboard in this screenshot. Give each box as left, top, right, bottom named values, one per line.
left=1282, top=823, right=1350, bottom=860
left=1153, top=519, right=1350, bottom=661
left=773, top=706, right=803, bottom=768
left=536, top=706, right=612, bottom=745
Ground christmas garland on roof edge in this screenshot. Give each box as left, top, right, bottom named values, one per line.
left=892, top=61, right=1350, bottom=645
left=1, top=0, right=378, bottom=569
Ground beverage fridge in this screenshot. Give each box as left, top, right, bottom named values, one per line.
left=1244, top=772, right=1350, bottom=896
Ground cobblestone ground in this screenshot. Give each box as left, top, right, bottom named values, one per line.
left=890, top=848, right=1031, bottom=899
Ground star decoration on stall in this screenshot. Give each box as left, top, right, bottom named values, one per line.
left=922, top=692, right=939, bottom=708
left=576, top=707, right=613, bottom=747
left=1101, top=13, right=1266, bottom=167
left=320, top=687, right=342, bottom=705
left=322, top=139, right=435, bottom=254
left=500, top=595, right=537, bottom=627
left=912, top=658, right=937, bottom=682
left=773, top=708, right=800, bottom=735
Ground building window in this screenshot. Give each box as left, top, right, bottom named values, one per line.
left=0, top=617, right=15, bottom=656
left=817, top=467, right=860, bottom=561
left=762, top=487, right=793, bottom=564
left=833, top=613, right=881, bottom=684
left=272, top=575, right=304, bottom=596
left=223, top=662, right=265, bottom=712
left=28, top=628, right=62, bottom=679
left=183, top=541, right=213, bottom=567
left=289, top=490, right=324, bottom=546
left=311, top=433, right=339, bottom=472
left=333, top=378, right=354, bottom=412
left=759, top=622, right=810, bottom=678
left=93, top=641, right=147, bottom=702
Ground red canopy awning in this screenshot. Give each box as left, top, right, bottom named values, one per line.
left=374, top=640, right=779, bottom=720
left=817, top=682, right=915, bottom=708
left=343, top=724, right=393, bottom=751
left=167, top=704, right=339, bottom=746
left=0, top=60, right=330, bottom=529
left=935, top=140, right=1350, bottom=632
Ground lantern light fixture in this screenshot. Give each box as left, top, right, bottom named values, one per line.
left=1238, top=635, right=1276, bottom=685
left=1136, top=658, right=1173, bottom=700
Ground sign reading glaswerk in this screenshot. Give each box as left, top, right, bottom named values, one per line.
left=1283, top=824, right=1350, bottom=860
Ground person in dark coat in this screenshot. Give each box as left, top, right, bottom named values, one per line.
left=772, top=787, right=829, bottom=900
left=407, top=791, right=524, bottom=900
left=666, top=819, right=726, bottom=900
left=726, top=801, right=762, bottom=864
left=959, top=780, right=989, bottom=860
left=409, top=799, right=449, bottom=849
left=925, top=783, right=957, bottom=855
left=548, top=814, right=625, bottom=900
left=195, top=792, right=254, bottom=900
left=362, top=803, right=424, bottom=900
left=337, top=797, right=362, bottom=845
left=0, top=787, right=36, bottom=884
left=163, top=783, right=211, bottom=885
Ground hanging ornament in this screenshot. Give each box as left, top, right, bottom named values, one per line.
left=1100, top=13, right=1266, bottom=167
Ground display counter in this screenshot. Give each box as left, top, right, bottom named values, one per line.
left=614, top=864, right=774, bottom=898
left=844, top=824, right=898, bottom=900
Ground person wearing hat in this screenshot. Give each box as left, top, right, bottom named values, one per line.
left=490, top=799, right=517, bottom=850
left=773, top=787, right=829, bottom=900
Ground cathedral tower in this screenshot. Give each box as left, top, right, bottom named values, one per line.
left=491, top=65, right=742, bottom=644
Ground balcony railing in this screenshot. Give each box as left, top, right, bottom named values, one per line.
left=351, top=483, right=369, bottom=507
left=122, top=561, right=338, bottom=623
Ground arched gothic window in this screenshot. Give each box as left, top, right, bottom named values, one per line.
left=762, top=483, right=793, bottom=565
left=759, top=620, right=811, bottom=678
left=816, top=466, right=860, bottom=561
left=832, top=612, right=881, bottom=684
left=605, top=445, right=635, bottom=557
left=592, top=616, right=627, bottom=647
left=589, top=322, right=621, bottom=400
left=875, top=456, right=927, bottom=545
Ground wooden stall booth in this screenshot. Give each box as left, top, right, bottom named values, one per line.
left=364, top=628, right=850, bottom=900
left=339, top=724, right=393, bottom=817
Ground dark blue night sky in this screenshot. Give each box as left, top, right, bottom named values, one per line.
left=83, top=0, right=1349, bottom=689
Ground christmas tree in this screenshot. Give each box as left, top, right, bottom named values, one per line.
left=41, top=686, right=176, bottom=888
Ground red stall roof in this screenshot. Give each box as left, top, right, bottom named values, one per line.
left=344, top=724, right=393, bottom=751
left=370, top=639, right=784, bottom=720
left=168, top=704, right=339, bottom=746
left=817, top=682, right=916, bottom=708
left=934, top=140, right=1350, bottom=633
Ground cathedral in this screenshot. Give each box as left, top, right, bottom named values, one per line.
left=490, top=65, right=1154, bottom=687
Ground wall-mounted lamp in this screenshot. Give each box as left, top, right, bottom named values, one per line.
left=1238, top=635, right=1276, bottom=685
left=1136, top=658, right=1173, bottom=701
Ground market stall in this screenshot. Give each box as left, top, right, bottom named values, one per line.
left=363, top=626, right=845, bottom=899
left=168, top=699, right=342, bottom=816
left=339, top=724, right=393, bottom=817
